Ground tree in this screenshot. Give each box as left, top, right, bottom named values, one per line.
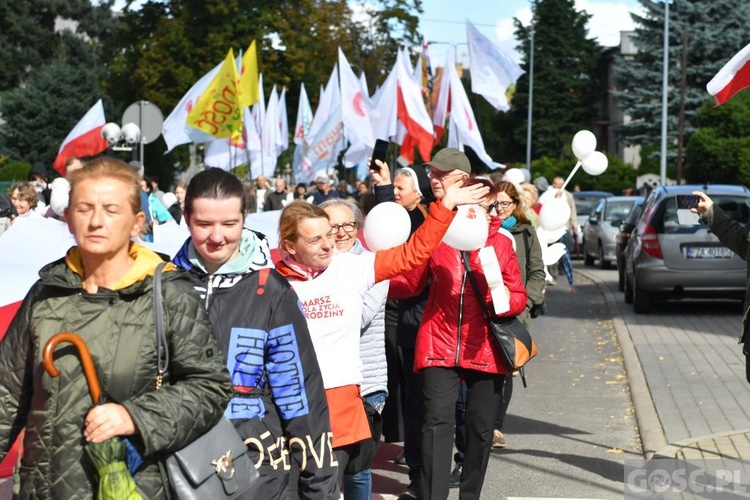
left=508, top=0, right=602, bottom=161
left=0, top=0, right=116, bottom=92
left=108, top=0, right=422, bottom=126
left=685, top=91, right=750, bottom=185
left=614, top=0, right=750, bottom=158
left=106, top=0, right=422, bottom=176
left=0, top=33, right=110, bottom=168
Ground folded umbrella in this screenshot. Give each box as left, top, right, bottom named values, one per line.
left=43, top=332, right=143, bottom=500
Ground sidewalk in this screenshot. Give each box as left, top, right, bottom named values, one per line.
left=577, top=266, right=750, bottom=463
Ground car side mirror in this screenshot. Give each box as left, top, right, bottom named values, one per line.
left=611, top=219, right=622, bottom=227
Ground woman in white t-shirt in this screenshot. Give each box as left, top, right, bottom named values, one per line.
left=274, top=172, right=488, bottom=489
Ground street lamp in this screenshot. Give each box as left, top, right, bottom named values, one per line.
left=101, top=122, right=141, bottom=155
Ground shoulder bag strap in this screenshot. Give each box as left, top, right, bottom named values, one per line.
left=461, top=251, right=494, bottom=321
left=153, top=261, right=169, bottom=390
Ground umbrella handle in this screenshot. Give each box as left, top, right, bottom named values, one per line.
left=43, top=332, right=102, bottom=404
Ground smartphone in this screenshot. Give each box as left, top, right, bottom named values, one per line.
left=676, top=194, right=699, bottom=210
left=370, top=139, right=390, bottom=172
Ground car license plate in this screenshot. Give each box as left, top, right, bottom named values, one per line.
left=685, top=246, right=733, bottom=259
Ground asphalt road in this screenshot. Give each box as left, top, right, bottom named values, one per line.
left=371, top=265, right=641, bottom=499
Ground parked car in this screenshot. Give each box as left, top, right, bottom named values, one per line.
left=616, top=197, right=646, bottom=291
left=623, top=184, right=750, bottom=313
left=572, top=191, right=613, bottom=258
left=583, top=196, right=642, bottom=269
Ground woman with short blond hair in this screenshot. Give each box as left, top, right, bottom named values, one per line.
left=0, top=157, right=232, bottom=498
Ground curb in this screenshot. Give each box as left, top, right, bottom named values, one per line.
left=575, top=268, right=668, bottom=459
left=651, top=428, right=750, bottom=460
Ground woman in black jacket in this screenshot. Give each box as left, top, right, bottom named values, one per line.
left=173, top=168, right=338, bottom=499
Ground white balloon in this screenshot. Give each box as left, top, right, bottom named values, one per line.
left=503, top=168, right=525, bottom=185
left=581, top=151, right=609, bottom=176
left=442, top=204, right=489, bottom=251
left=363, top=202, right=411, bottom=251
left=537, top=226, right=568, bottom=245
left=571, top=130, right=597, bottom=160
left=538, top=187, right=558, bottom=205
left=539, top=197, right=571, bottom=232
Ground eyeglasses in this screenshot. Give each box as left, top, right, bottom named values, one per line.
left=497, top=201, right=515, bottom=208
left=427, top=170, right=465, bottom=182
left=329, top=222, right=357, bottom=233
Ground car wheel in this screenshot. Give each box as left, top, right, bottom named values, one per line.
left=583, top=243, right=594, bottom=266
left=624, top=273, right=633, bottom=304
left=633, top=275, right=651, bottom=314
left=618, top=266, right=624, bottom=292
left=598, top=244, right=610, bottom=270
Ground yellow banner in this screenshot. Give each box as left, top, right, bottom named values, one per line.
left=239, top=40, right=260, bottom=109
left=187, top=49, right=242, bottom=140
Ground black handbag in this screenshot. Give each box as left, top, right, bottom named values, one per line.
left=461, top=252, right=538, bottom=387
left=152, top=262, right=258, bottom=499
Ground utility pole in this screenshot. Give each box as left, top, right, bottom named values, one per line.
left=676, top=26, right=688, bottom=185
left=526, top=25, right=535, bottom=173
left=659, top=0, right=670, bottom=186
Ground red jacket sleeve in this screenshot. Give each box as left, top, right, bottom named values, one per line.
left=373, top=200, right=455, bottom=283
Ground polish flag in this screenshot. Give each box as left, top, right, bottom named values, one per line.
left=707, top=42, right=750, bottom=105
left=52, top=100, right=108, bottom=176
left=395, top=50, right=434, bottom=163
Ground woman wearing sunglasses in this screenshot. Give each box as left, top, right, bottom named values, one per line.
left=450, top=182, right=546, bottom=481
left=389, top=175, right=527, bottom=500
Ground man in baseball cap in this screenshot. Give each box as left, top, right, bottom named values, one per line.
left=423, top=148, right=471, bottom=200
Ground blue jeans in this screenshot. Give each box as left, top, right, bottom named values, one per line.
left=342, top=391, right=387, bottom=500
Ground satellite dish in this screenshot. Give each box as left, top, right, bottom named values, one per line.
left=122, top=101, right=164, bottom=144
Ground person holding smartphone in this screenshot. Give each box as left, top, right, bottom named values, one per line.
left=693, top=191, right=750, bottom=381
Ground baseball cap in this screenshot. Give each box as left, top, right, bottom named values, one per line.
left=423, top=148, right=471, bottom=174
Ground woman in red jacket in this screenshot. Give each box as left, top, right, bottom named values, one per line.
left=390, top=177, right=526, bottom=500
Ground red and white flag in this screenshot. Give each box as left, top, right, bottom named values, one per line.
left=707, top=42, right=750, bottom=105
left=52, top=100, right=108, bottom=176
left=396, top=50, right=434, bottom=163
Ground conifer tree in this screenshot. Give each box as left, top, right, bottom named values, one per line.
left=614, top=0, right=750, bottom=153
left=508, top=0, right=602, bottom=161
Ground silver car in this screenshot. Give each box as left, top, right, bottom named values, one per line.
left=623, top=184, right=750, bottom=313
left=583, top=196, right=641, bottom=269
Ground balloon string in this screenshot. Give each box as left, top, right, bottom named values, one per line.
left=561, top=161, right=581, bottom=192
